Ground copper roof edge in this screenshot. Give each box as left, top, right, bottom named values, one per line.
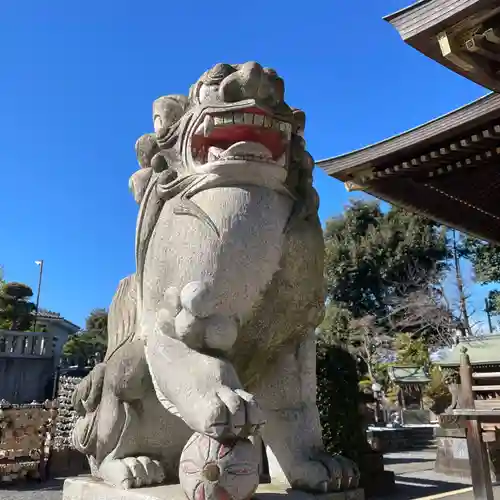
left=382, top=0, right=430, bottom=23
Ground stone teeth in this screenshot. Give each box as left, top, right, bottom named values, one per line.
left=203, top=115, right=214, bottom=137
left=233, top=113, right=245, bottom=124
left=253, top=115, right=264, bottom=126
left=194, top=121, right=205, bottom=136
left=244, top=113, right=254, bottom=125
left=208, top=146, right=224, bottom=162
left=207, top=113, right=293, bottom=141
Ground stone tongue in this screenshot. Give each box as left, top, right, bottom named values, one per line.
left=219, top=141, right=272, bottom=159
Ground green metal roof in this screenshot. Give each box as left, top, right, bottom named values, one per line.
left=388, top=365, right=431, bottom=384
left=438, top=335, right=500, bottom=367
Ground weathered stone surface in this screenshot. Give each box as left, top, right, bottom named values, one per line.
left=62, top=477, right=365, bottom=500
left=70, top=61, right=361, bottom=499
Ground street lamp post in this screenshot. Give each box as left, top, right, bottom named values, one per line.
left=33, top=260, right=44, bottom=332
left=372, top=382, right=382, bottom=425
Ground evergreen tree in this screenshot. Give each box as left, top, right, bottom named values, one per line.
left=322, top=200, right=451, bottom=351
left=0, top=282, right=35, bottom=331
left=460, top=236, right=500, bottom=317
left=62, top=308, right=108, bottom=367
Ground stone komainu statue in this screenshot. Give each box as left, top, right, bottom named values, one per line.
left=70, top=62, right=359, bottom=496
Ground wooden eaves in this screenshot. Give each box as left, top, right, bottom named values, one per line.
left=317, top=93, right=500, bottom=243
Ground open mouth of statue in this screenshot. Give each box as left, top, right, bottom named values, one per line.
left=191, top=108, right=292, bottom=167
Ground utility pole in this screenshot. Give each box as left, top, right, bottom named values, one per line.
left=485, top=297, right=494, bottom=334
left=33, top=260, right=44, bottom=332
left=452, top=230, right=471, bottom=337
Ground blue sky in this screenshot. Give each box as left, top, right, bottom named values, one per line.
left=0, top=0, right=492, bottom=329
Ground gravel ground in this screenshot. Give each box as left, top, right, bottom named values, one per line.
left=0, top=478, right=64, bottom=500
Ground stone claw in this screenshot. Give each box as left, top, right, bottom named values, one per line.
left=289, top=453, right=360, bottom=492
left=211, top=387, right=265, bottom=440
left=99, top=456, right=165, bottom=489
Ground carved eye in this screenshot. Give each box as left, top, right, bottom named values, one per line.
left=198, top=84, right=220, bottom=104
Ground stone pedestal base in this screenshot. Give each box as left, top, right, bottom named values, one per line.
left=62, top=476, right=364, bottom=500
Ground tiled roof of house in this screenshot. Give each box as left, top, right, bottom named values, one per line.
left=34, top=310, right=80, bottom=331
left=37, top=310, right=62, bottom=319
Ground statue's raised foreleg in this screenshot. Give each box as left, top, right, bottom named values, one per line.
left=142, top=186, right=292, bottom=440
left=145, top=284, right=265, bottom=441
left=254, top=332, right=360, bottom=493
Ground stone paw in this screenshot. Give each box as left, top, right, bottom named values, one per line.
left=99, top=456, right=165, bottom=489
left=290, top=452, right=360, bottom=492
left=146, top=316, right=265, bottom=441
left=208, top=385, right=266, bottom=440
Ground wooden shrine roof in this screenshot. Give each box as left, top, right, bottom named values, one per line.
left=385, top=0, right=500, bottom=93
left=318, top=93, right=500, bottom=243
left=388, top=365, right=431, bottom=384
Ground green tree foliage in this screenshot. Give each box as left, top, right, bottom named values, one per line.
left=324, top=200, right=448, bottom=320
left=461, top=236, right=500, bottom=316
left=316, top=303, right=354, bottom=345
left=487, top=290, right=500, bottom=317
left=393, top=333, right=430, bottom=366
left=322, top=200, right=452, bottom=354
left=392, top=332, right=450, bottom=414
left=62, top=308, right=108, bottom=367
left=424, top=366, right=451, bottom=415
left=0, top=282, right=35, bottom=331
left=316, top=335, right=367, bottom=465
left=316, top=334, right=385, bottom=493
left=460, top=236, right=500, bottom=284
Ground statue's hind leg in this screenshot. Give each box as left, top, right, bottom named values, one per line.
left=95, top=340, right=191, bottom=489
left=253, top=332, right=360, bottom=493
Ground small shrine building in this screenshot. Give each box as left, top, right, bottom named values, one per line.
left=388, top=365, right=431, bottom=410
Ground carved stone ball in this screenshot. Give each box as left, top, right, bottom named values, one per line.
left=203, top=315, right=237, bottom=351
left=180, top=281, right=215, bottom=318
left=179, top=433, right=260, bottom=500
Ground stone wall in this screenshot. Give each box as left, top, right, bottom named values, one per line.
left=53, top=375, right=80, bottom=451
left=0, top=400, right=56, bottom=482
left=367, top=426, right=437, bottom=453
left=49, top=372, right=90, bottom=477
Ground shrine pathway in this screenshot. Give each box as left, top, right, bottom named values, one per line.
left=381, top=449, right=490, bottom=500
left=0, top=449, right=496, bottom=500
